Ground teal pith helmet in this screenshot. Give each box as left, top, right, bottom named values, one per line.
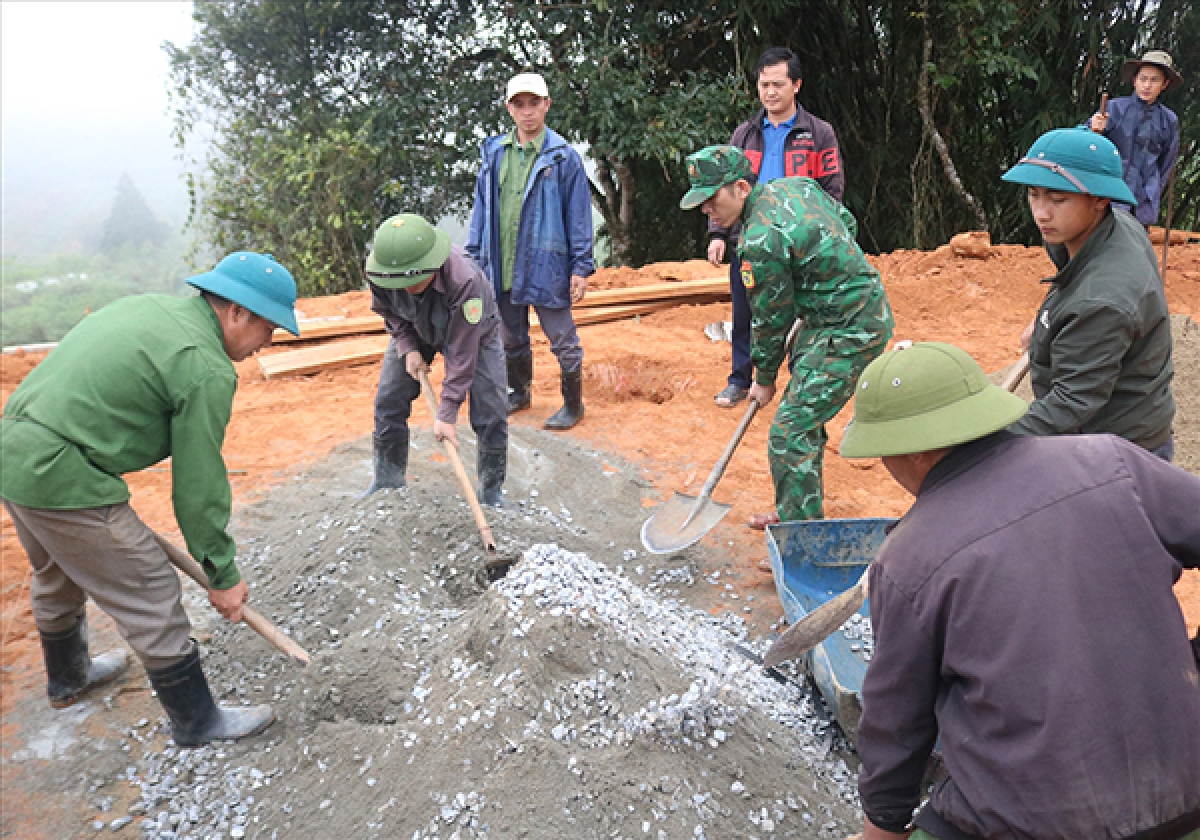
left=839, top=342, right=1028, bottom=458
left=1001, top=128, right=1136, bottom=204
left=366, top=213, right=452, bottom=289
left=680, top=145, right=755, bottom=210
left=187, top=252, right=299, bottom=336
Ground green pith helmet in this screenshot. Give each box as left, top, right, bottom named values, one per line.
left=839, top=342, right=1028, bottom=458
left=680, top=145, right=755, bottom=210
left=366, top=214, right=452, bottom=289
left=1001, top=128, right=1136, bottom=204
left=187, top=252, right=300, bottom=336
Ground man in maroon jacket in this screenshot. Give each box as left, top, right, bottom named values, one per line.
left=840, top=342, right=1200, bottom=840
left=706, top=47, right=844, bottom=530
left=363, top=214, right=509, bottom=507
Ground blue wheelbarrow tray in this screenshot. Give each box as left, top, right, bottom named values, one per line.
left=764, top=518, right=894, bottom=747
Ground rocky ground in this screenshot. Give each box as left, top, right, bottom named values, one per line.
left=6, top=427, right=862, bottom=839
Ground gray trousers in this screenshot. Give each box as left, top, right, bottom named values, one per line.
left=4, top=500, right=192, bottom=669
left=498, top=291, right=583, bottom=373
left=374, top=326, right=509, bottom=454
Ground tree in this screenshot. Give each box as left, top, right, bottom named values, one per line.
left=167, top=0, right=496, bottom=295
left=101, top=174, right=168, bottom=251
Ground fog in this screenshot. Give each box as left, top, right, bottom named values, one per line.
left=2, top=1, right=196, bottom=257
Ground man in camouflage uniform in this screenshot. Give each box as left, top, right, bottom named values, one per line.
left=681, top=145, right=893, bottom=530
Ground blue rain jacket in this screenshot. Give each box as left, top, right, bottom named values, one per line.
left=466, top=128, right=595, bottom=309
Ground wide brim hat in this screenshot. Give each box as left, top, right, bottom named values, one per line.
left=1001, top=128, right=1136, bottom=204
left=187, top=252, right=300, bottom=336
left=365, top=214, right=452, bottom=289
left=1121, top=50, right=1183, bottom=92
left=839, top=342, right=1028, bottom=458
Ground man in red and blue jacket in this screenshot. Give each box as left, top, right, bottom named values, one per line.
left=706, top=46, right=845, bottom=531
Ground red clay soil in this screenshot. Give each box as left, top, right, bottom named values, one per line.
left=4, top=242, right=1200, bottom=740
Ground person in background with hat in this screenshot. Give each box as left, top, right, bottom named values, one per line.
left=706, top=46, right=845, bottom=410
left=1089, top=50, right=1182, bottom=228
left=840, top=342, right=1200, bottom=840
left=466, top=71, right=595, bottom=431
left=1002, top=128, right=1175, bottom=459
left=680, top=145, right=893, bottom=536
left=364, top=213, right=509, bottom=506
left=0, top=252, right=297, bottom=746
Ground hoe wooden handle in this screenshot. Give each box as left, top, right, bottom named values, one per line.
left=417, top=368, right=498, bottom=554
left=154, top=533, right=312, bottom=667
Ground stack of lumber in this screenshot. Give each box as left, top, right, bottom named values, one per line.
left=259, top=276, right=728, bottom=379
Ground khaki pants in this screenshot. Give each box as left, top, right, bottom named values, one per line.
left=4, top=500, right=193, bottom=669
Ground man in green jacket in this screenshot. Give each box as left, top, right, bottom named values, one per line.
left=680, top=145, right=894, bottom=532
left=1002, top=128, right=1175, bottom=459
left=1, top=252, right=298, bottom=746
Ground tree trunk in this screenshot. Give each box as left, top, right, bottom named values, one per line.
left=590, top=155, right=636, bottom=266
left=916, top=1, right=989, bottom=233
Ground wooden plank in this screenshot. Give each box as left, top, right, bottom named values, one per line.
left=258, top=295, right=719, bottom=379
left=272, top=314, right=384, bottom=344
left=576, top=277, right=728, bottom=308
left=258, top=335, right=389, bottom=379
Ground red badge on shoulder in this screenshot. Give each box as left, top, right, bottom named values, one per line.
left=740, top=262, right=756, bottom=290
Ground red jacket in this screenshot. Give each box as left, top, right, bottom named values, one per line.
left=709, top=104, right=844, bottom=242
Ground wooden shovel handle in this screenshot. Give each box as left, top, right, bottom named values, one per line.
left=417, top=368, right=498, bottom=553
left=1001, top=352, right=1030, bottom=393
left=154, top=533, right=311, bottom=667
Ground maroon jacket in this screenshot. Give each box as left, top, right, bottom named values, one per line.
left=369, top=245, right=500, bottom=424
left=858, top=431, right=1200, bottom=839
left=709, top=104, right=844, bottom=242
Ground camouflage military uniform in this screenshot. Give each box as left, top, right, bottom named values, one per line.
left=739, top=179, right=894, bottom=520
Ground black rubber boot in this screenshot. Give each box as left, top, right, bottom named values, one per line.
left=146, top=640, right=274, bottom=747
left=362, top=431, right=409, bottom=496
left=544, top=369, right=584, bottom=431
left=477, top=448, right=508, bottom=507
left=506, top=353, right=533, bottom=415
left=39, top=615, right=129, bottom=709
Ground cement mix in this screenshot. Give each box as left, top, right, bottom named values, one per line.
left=6, top=426, right=862, bottom=839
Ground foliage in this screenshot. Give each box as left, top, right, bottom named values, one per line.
left=167, top=0, right=1200, bottom=278
left=1, top=239, right=193, bottom=346
left=166, top=0, right=495, bottom=296
left=101, top=174, right=169, bottom=252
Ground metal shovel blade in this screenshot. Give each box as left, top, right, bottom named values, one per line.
left=640, top=491, right=733, bottom=554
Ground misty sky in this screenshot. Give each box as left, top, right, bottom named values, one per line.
left=2, top=1, right=196, bottom=255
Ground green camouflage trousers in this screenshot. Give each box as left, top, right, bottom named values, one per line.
left=767, top=363, right=862, bottom=521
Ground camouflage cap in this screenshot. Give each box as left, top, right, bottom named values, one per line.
left=679, top=146, right=755, bottom=210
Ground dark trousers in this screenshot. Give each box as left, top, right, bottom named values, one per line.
left=374, top=328, right=508, bottom=454
left=728, top=252, right=754, bottom=389
left=498, top=291, right=583, bottom=373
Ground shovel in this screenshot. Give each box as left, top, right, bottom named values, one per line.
left=416, top=368, right=499, bottom=560
left=763, top=352, right=1031, bottom=668
left=641, top=319, right=803, bottom=554
left=641, top=397, right=761, bottom=554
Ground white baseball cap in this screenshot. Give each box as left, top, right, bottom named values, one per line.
left=506, top=72, right=549, bottom=102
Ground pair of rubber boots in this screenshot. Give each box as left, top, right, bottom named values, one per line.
left=41, top=617, right=273, bottom=747
left=506, top=354, right=584, bottom=430
left=365, top=429, right=507, bottom=506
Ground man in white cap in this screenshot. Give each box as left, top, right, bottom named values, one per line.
left=839, top=342, right=1200, bottom=840
left=467, top=71, right=595, bottom=431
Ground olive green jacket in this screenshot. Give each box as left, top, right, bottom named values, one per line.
left=1012, top=208, right=1174, bottom=450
